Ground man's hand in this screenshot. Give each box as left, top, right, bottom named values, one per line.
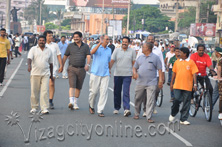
left=7, top=60, right=10, bottom=65
left=170, top=83, right=173, bottom=91
left=28, top=66, right=31, bottom=72
left=158, top=81, right=163, bottom=89
left=133, top=73, right=138, bottom=80
left=50, top=75, right=54, bottom=82
left=84, top=64, right=89, bottom=71
left=58, top=66, right=63, bottom=73
left=193, top=85, right=197, bottom=91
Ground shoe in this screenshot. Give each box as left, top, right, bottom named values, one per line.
left=143, top=112, right=146, bottom=117
left=133, top=115, right=139, bottom=120
left=49, top=102, right=54, bottom=109
left=218, top=113, right=222, bottom=120
left=113, top=110, right=119, bottom=114
left=62, top=76, right=66, bottom=79
left=180, top=121, right=190, bottom=125
left=30, top=108, right=37, bottom=114
left=56, top=76, right=59, bottom=79
left=124, top=110, right=131, bottom=117
left=89, top=105, right=95, bottom=114
left=68, top=103, right=74, bottom=110
left=41, top=109, right=49, bottom=114
left=170, top=98, right=175, bottom=102
left=169, top=115, right=175, bottom=122
left=0, top=83, right=3, bottom=86
left=98, top=113, right=105, bottom=117
left=74, top=102, right=79, bottom=110
left=148, top=119, right=155, bottom=123
left=153, top=109, right=158, bottom=114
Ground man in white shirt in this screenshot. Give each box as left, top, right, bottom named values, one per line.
left=14, top=33, right=21, bottom=57
left=28, top=35, right=53, bottom=114
left=165, top=45, right=175, bottom=85
left=43, top=30, right=63, bottom=109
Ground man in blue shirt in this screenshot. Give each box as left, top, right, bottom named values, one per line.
left=58, top=36, right=68, bottom=78
left=89, top=35, right=112, bottom=117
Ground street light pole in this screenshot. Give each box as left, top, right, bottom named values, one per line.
left=6, top=0, right=11, bottom=34
left=101, top=0, right=104, bottom=35
left=126, top=0, right=130, bottom=36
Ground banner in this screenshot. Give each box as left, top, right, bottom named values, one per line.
left=190, top=23, right=216, bottom=37
left=69, top=0, right=128, bottom=8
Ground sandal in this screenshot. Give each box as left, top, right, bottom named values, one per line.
left=148, top=119, right=155, bottom=123
left=98, top=113, right=105, bottom=117
left=133, top=115, right=139, bottom=120
left=89, top=105, right=95, bottom=114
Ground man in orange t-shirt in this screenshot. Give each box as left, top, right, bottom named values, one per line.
left=169, top=47, right=198, bottom=125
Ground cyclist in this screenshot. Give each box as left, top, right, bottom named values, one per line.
left=190, top=44, right=216, bottom=100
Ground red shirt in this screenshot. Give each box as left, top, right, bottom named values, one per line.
left=190, top=53, right=212, bottom=76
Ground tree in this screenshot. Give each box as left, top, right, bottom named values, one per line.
left=24, top=0, right=57, bottom=25
left=61, top=19, right=71, bottom=26
left=123, top=5, right=174, bottom=33
left=178, top=1, right=217, bottom=28
left=45, top=22, right=58, bottom=30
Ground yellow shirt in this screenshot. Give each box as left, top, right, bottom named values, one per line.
left=0, top=37, right=10, bottom=58
left=173, top=58, right=199, bottom=91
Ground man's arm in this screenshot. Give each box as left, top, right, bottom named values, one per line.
left=193, top=73, right=197, bottom=91
left=27, top=59, right=32, bottom=72
left=217, top=65, right=221, bottom=80
left=133, top=67, right=138, bottom=80
left=50, top=63, right=53, bottom=81
left=170, top=72, right=176, bottom=91
left=91, top=42, right=102, bottom=55
left=57, top=55, right=63, bottom=73
left=110, top=59, right=115, bottom=69
left=84, top=55, right=91, bottom=71
left=158, top=69, right=163, bottom=89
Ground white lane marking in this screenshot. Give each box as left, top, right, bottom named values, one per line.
left=0, top=58, right=24, bottom=98
left=165, top=127, right=193, bottom=146
left=107, top=86, right=193, bottom=147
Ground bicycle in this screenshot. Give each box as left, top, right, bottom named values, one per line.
left=189, top=74, right=213, bottom=122
left=156, top=88, right=163, bottom=107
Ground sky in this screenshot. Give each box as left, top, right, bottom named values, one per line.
left=132, top=0, right=159, bottom=5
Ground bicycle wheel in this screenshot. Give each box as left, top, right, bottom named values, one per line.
left=189, top=97, right=198, bottom=117
left=156, top=89, right=163, bottom=107
left=203, top=91, right=212, bottom=122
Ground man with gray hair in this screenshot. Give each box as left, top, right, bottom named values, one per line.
left=133, top=42, right=163, bottom=123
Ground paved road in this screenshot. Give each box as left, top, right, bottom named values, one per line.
left=0, top=54, right=221, bottom=147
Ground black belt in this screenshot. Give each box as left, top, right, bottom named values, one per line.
left=70, top=65, right=84, bottom=68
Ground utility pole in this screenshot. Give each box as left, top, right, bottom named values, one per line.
left=195, top=0, right=200, bottom=23
left=126, top=0, right=130, bottom=36
left=206, top=4, right=209, bottom=23
left=175, top=0, right=179, bottom=32
left=101, top=0, right=104, bottom=35
left=6, top=0, right=11, bottom=34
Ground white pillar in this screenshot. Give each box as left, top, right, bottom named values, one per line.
left=6, top=0, right=11, bottom=34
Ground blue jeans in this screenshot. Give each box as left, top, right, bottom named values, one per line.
left=171, top=89, right=191, bottom=122
left=168, top=68, right=172, bottom=83
left=114, top=76, right=132, bottom=110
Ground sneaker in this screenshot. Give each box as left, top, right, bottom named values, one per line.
left=56, top=76, right=59, bottom=79
left=124, top=110, right=131, bottom=117
left=68, top=103, right=74, bottom=110
left=0, top=83, right=3, bottom=86
left=169, top=115, right=175, bottom=122
left=41, top=109, right=49, bottom=114
left=143, top=112, right=146, bottom=117
left=218, top=113, right=222, bottom=120
left=180, top=121, right=190, bottom=125
left=113, top=110, right=119, bottom=114
left=49, top=102, right=54, bottom=109
left=153, top=109, right=158, bottom=114
left=30, top=108, right=37, bottom=114
left=74, top=103, right=79, bottom=110
left=62, top=76, right=66, bottom=79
